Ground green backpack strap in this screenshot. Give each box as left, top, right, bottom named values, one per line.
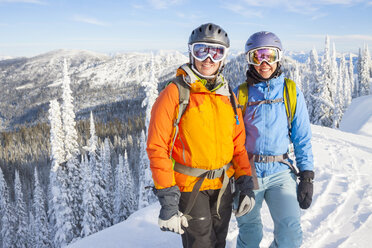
left=228, top=85, right=240, bottom=125
left=168, top=75, right=190, bottom=159
left=237, top=78, right=297, bottom=134
left=237, top=82, right=249, bottom=115
left=283, top=78, right=297, bottom=136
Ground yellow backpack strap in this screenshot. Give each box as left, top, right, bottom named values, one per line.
left=283, top=78, right=297, bottom=133
left=237, top=82, right=249, bottom=115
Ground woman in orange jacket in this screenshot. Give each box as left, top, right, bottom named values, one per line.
left=146, top=23, right=255, bottom=248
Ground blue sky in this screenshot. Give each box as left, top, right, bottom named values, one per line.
left=0, top=0, right=372, bottom=57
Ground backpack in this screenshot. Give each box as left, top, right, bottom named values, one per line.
left=237, top=78, right=297, bottom=136
left=168, top=74, right=240, bottom=159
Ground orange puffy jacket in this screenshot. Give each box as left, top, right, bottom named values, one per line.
left=147, top=64, right=252, bottom=192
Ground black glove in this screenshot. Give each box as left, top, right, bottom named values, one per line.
left=154, top=186, right=188, bottom=234
left=234, top=175, right=255, bottom=217
left=297, top=170, right=314, bottom=209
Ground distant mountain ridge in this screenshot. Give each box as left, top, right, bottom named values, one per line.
left=0, top=49, right=188, bottom=131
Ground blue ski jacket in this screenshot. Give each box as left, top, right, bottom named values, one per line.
left=234, top=74, right=314, bottom=178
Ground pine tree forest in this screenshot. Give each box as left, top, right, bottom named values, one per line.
left=0, top=37, right=371, bottom=247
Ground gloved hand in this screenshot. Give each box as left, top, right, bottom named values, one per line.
left=297, top=170, right=314, bottom=209
left=158, top=211, right=189, bottom=234
left=154, top=186, right=188, bottom=234
left=234, top=175, right=255, bottom=217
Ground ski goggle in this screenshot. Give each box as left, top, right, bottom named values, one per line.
left=189, top=42, right=228, bottom=63
left=246, top=47, right=281, bottom=66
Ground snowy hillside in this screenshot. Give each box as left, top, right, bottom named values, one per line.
left=68, top=96, right=372, bottom=248
left=340, top=95, right=372, bottom=137
left=0, top=49, right=187, bottom=130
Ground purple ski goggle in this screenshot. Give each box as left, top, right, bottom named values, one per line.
left=246, top=47, right=282, bottom=66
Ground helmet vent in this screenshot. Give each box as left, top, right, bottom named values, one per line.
left=208, top=24, right=212, bottom=30
left=218, top=29, right=221, bottom=34
left=199, top=28, right=202, bottom=32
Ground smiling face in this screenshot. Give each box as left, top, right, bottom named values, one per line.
left=194, top=57, right=220, bottom=77
left=253, top=61, right=278, bottom=79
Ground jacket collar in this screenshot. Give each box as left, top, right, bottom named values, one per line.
left=252, top=73, right=285, bottom=88
left=176, top=64, right=230, bottom=96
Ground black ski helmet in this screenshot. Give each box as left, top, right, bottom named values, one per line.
left=188, top=23, right=230, bottom=48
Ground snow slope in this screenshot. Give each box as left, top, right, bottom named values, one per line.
left=340, top=95, right=372, bottom=137
left=69, top=96, right=372, bottom=248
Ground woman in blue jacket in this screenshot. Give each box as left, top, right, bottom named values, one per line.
left=234, top=31, right=314, bottom=248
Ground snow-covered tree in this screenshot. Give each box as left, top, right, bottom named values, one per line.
left=123, top=150, right=136, bottom=217
left=349, top=53, right=356, bottom=98
left=60, top=59, right=82, bottom=238
left=33, top=168, right=51, bottom=248
left=138, top=129, right=156, bottom=209
left=100, top=138, right=114, bottom=225
left=88, top=111, right=97, bottom=153
left=29, top=211, right=36, bottom=248
left=340, top=55, right=351, bottom=110
left=61, top=59, right=79, bottom=159
left=0, top=167, right=15, bottom=248
left=355, top=48, right=362, bottom=97
left=87, top=112, right=108, bottom=231
left=14, top=171, right=29, bottom=248
left=330, top=42, right=339, bottom=128
left=359, top=44, right=371, bottom=96
left=307, top=47, right=320, bottom=122
left=51, top=164, right=75, bottom=247
left=293, top=62, right=301, bottom=90
left=333, top=54, right=348, bottom=128
left=48, top=99, right=64, bottom=244
left=80, top=154, right=102, bottom=237
left=313, top=35, right=335, bottom=127
left=114, top=154, right=126, bottom=224
left=49, top=99, right=65, bottom=171
left=331, top=42, right=339, bottom=87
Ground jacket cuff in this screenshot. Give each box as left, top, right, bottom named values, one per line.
left=236, top=175, right=254, bottom=195
left=154, top=185, right=180, bottom=220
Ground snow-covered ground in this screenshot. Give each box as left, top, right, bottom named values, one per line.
left=69, top=96, right=372, bottom=248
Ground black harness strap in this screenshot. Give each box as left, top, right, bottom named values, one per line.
left=174, top=162, right=232, bottom=220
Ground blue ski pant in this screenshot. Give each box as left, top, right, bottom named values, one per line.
left=236, top=170, right=302, bottom=248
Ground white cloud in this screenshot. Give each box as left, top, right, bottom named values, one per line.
left=311, top=13, right=328, bottom=20
left=131, top=4, right=144, bottom=9
left=222, top=3, right=263, bottom=18
left=297, top=34, right=372, bottom=41
left=147, top=0, right=183, bottom=9
left=227, top=0, right=369, bottom=16
left=72, top=15, right=108, bottom=26
left=0, top=0, right=46, bottom=4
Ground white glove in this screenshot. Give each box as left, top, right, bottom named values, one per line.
left=158, top=211, right=189, bottom=234
left=234, top=195, right=255, bottom=217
